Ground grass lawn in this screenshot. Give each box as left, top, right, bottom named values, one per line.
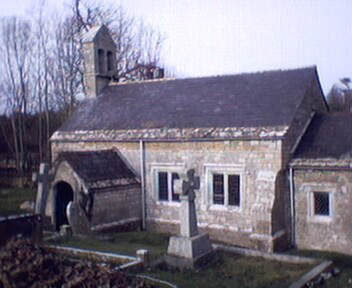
left=0, top=187, right=36, bottom=216
left=289, top=249, right=352, bottom=288
left=47, top=231, right=170, bottom=261
left=47, top=231, right=314, bottom=288
left=144, top=251, right=313, bottom=288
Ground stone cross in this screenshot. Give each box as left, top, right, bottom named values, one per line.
left=32, top=163, right=50, bottom=216
left=178, top=169, right=200, bottom=238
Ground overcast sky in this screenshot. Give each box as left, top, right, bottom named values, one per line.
left=1, top=0, right=352, bottom=94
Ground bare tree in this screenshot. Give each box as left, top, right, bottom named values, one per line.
left=0, top=0, right=165, bottom=173
left=0, top=17, right=33, bottom=174
left=73, top=0, right=164, bottom=81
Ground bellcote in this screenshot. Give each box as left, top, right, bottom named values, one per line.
left=82, top=25, right=117, bottom=98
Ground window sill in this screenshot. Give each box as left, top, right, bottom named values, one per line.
left=309, top=215, right=333, bottom=223
left=156, top=201, right=181, bottom=207
left=209, top=204, right=241, bottom=212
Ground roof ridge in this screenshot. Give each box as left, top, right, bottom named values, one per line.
left=108, top=66, right=317, bottom=86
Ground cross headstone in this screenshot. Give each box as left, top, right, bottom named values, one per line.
left=32, top=163, right=50, bottom=216
left=178, top=169, right=200, bottom=237
left=167, top=168, right=213, bottom=268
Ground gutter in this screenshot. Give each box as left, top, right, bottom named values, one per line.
left=289, top=167, right=295, bottom=247
left=139, top=140, right=146, bottom=230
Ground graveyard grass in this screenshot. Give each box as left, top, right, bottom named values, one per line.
left=0, top=187, right=36, bottom=216
left=3, top=189, right=352, bottom=287
left=289, top=249, right=352, bottom=288
left=47, top=231, right=314, bottom=288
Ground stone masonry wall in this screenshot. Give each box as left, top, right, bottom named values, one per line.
left=294, top=168, right=352, bottom=255
left=91, top=185, right=141, bottom=226
left=52, top=139, right=287, bottom=252
left=47, top=157, right=141, bottom=229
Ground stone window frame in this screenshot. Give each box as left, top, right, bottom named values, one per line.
left=308, top=186, right=334, bottom=223
left=204, top=164, right=245, bottom=211
left=151, top=163, right=185, bottom=206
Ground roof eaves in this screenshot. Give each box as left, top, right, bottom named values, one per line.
left=51, top=126, right=289, bottom=142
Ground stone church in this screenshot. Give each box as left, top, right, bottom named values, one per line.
left=46, top=25, right=352, bottom=255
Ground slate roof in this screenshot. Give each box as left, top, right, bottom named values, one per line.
left=294, top=113, right=352, bottom=160
left=57, top=150, right=139, bottom=188
left=59, top=67, right=322, bottom=133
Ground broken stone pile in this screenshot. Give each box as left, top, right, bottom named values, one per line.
left=0, top=238, right=154, bottom=288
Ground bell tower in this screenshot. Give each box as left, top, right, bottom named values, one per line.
left=82, top=25, right=117, bottom=98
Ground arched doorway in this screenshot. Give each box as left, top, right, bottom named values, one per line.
left=54, top=181, right=74, bottom=231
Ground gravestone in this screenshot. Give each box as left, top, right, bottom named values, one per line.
left=67, top=201, right=91, bottom=236
left=167, top=169, right=213, bottom=268
left=32, top=163, right=50, bottom=216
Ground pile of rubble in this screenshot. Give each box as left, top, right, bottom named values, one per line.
left=0, top=238, right=154, bottom=288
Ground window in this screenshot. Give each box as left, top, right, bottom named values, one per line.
left=212, top=173, right=240, bottom=206
left=213, top=174, right=224, bottom=204
left=205, top=164, right=244, bottom=209
left=107, top=51, right=114, bottom=71
left=98, top=49, right=105, bottom=74
left=313, top=192, right=330, bottom=216
left=155, top=169, right=182, bottom=203
left=228, top=175, right=240, bottom=206
left=158, top=172, right=168, bottom=201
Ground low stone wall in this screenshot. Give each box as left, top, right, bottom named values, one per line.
left=0, top=214, right=42, bottom=246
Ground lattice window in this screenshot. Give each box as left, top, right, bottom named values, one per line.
left=313, top=192, right=330, bottom=216
left=228, top=175, right=240, bottom=206
left=212, top=173, right=241, bottom=207
left=155, top=169, right=181, bottom=203
left=158, top=172, right=168, bottom=201
left=213, top=174, right=224, bottom=204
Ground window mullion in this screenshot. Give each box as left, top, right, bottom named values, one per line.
left=168, top=172, right=172, bottom=202
left=224, top=173, right=229, bottom=206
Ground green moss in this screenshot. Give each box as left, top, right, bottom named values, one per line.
left=0, top=187, right=36, bottom=216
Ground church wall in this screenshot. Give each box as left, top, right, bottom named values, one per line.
left=294, top=168, right=352, bottom=255
left=142, top=140, right=285, bottom=252
left=91, top=185, right=141, bottom=227
left=51, top=139, right=289, bottom=252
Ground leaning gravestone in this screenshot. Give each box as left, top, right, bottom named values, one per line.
left=32, top=163, right=50, bottom=216
left=67, top=201, right=91, bottom=236
left=167, top=169, right=213, bottom=268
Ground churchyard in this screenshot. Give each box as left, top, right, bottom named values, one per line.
left=1, top=186, right=352, bottom=287
left=0, top=187, right=36, bottom=216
